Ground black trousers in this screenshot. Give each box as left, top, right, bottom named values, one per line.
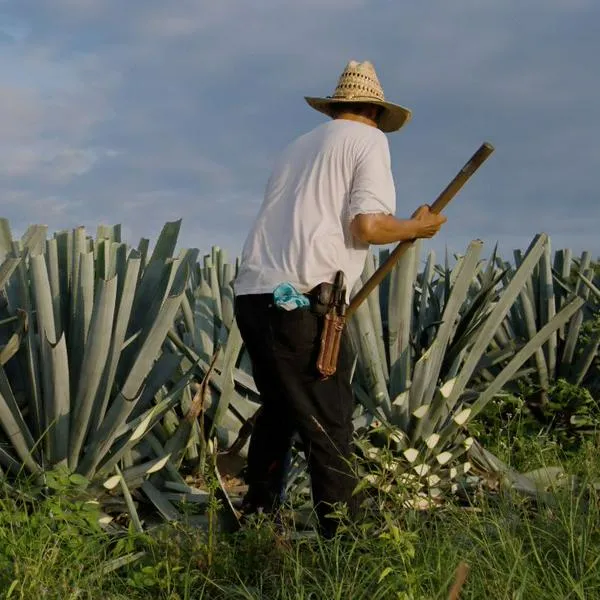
left=234, top=293, right=358, bottom=536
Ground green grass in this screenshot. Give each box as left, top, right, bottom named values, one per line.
left=0, top=438, right=599, bottom=599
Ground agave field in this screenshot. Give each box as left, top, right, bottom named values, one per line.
left=0, top=217, right=598, bottom=534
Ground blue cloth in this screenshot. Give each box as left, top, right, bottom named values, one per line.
left=273, top=282, right=310, bottom=311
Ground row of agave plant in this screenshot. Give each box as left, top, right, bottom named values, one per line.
left=0, top=218, right=598, bottom=531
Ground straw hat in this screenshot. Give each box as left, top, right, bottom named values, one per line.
left=305, top=60, right=411, bottom=133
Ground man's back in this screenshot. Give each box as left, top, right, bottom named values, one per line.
left=234, top=119, right=396, bottom=297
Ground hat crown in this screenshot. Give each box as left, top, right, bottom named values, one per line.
left=331, top=60, right=385, bottom=101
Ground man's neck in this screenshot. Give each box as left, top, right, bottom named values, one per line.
left=334, top=113, right=378, bottom=128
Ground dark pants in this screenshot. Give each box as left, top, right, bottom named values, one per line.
left=234, top=293, right=358, bottom=537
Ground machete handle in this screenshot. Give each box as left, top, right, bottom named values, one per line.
left=347, top=141, right=494, bottom=318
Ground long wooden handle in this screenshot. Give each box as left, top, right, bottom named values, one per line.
left=448, top=561, right=470, bottom=600
left=347, top=142, right=494, bottom=318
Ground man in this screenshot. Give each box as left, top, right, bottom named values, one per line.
left=233, top=60, right=447, bottom=537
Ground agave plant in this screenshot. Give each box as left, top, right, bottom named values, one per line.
left=347, top=234, right=595, bottom=503
left=491, top=243, right=599, bottom=405
left=553, top=254, right=600, bottom=392
left=0, top=219, right=221, bottom=526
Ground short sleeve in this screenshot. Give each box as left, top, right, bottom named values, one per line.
left=348, top=132, right=396, bottom=220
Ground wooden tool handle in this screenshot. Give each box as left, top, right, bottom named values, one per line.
left=347, top=142, right=494, bottom=318
left=429, top=142, right=494, bottom=214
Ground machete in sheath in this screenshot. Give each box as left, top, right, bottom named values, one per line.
left=316, top=270, right=347, bottom=377
left=316, top=141, right=495, bottom=379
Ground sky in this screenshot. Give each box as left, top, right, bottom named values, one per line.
left=1, top=0, right=599, bottom=264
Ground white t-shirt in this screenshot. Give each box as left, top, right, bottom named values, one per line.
left=234, top=119, right=396, bottom=299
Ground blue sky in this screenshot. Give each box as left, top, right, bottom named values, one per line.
left=1, top=0, right=599, bottom=261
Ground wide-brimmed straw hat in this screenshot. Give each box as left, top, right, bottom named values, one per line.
left=305, top=60, right=411, bottom=133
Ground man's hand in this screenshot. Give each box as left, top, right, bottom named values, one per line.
left=411, top=205, right=447, bottom=238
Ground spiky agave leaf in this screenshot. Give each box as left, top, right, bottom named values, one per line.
left=387, top=240, right=420, bottom=398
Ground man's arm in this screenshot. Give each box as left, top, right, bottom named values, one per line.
left=351, top=205, right=447, bottom=245
left=348, top=134, right=446, bottom=245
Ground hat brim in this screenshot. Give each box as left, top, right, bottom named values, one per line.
left=304, top=96, right=411, bottom=133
